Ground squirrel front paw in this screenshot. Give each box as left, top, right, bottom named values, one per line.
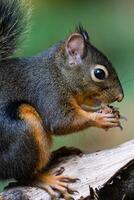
left=90, top=112, right=120, bottom=130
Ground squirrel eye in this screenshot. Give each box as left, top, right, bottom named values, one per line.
left=91, top=65, right=108, bottom=82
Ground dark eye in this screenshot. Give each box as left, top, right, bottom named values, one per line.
left=94, top=68, right=106, bottom=80
left=91, top=65, right=108, bottom=82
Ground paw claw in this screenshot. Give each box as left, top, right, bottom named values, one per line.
left=59, top=176, right=80, bottom=183
left=74, top=178, right=81, bottom=182
left=54, top=167, right=65, bottom=176
left=68, top=178, right=80, bottom=183
left=67, top=187, right=79, bottom=195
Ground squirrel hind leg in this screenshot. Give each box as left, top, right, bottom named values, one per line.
left=30, top=169, right=78, bottom=200
left=18, top=103, right=52, bottom=172
left=17, top=104, right=78, bottom=199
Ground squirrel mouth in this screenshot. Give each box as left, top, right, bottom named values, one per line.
left=82, top=98, right=102, bottom=111
left=92, top=98, right=102, bottom=106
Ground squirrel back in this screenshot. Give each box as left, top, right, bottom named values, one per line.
left=0, top=0, right=31, bottom=60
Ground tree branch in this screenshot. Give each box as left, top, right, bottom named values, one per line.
left=0, top=140, right=134, bottom=200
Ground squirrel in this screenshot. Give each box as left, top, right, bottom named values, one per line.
left=0, top=0, right=124, bottom=199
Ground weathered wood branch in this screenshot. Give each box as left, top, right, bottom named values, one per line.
left=0, top=140, right=134, bottom=200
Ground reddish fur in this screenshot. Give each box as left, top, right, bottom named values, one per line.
left=19, top=104, right=52, bottom=173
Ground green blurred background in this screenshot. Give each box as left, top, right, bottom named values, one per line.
left=1, top=0, right=134, bottom=191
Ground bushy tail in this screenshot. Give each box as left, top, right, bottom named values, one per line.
left=0, top=0, right=31, bottom=60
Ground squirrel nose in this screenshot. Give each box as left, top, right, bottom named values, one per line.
left=116, top=93, right=124, bottom=102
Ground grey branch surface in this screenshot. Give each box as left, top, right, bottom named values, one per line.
left=0, top=140, right=134, bottom=200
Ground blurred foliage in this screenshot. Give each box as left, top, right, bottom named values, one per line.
left=20, top=0, right=134, bottom=150
left=1, top=0, right=134, bottom=192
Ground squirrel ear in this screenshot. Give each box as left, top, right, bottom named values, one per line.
left=65, top=33, right=85, bottom=66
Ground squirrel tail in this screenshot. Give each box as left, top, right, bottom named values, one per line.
left=0, top=0, right=31, bottom=60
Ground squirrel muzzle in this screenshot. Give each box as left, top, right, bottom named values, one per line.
left=116, top=92, right=124, bottom=102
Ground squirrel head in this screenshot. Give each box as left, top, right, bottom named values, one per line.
left=59, top=25, right=124, bottom=107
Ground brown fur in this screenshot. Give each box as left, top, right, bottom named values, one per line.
left=19, top=104, right=52, bottom=173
